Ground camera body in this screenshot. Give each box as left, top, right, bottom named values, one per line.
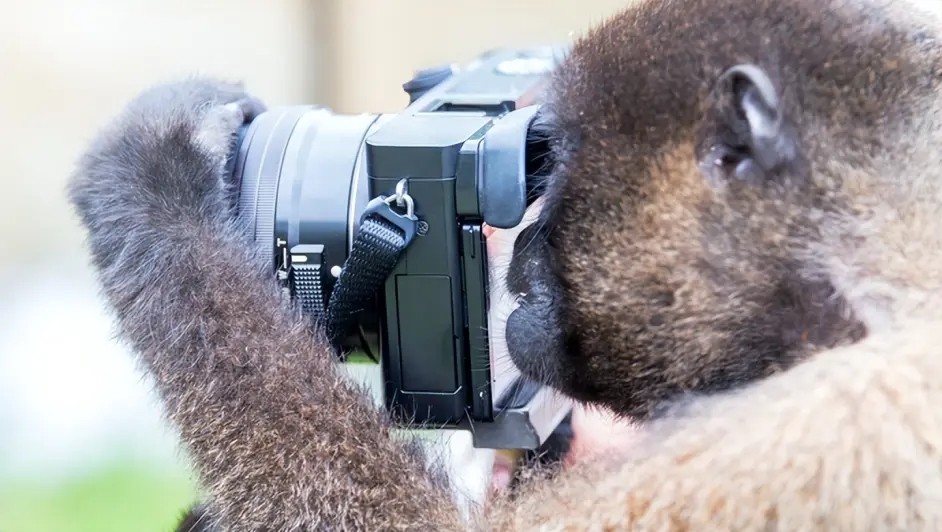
left=232, top=45, right=572, bottom=449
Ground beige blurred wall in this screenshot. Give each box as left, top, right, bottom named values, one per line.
left=317, top=0, right=629, bottom=113
left=0, top=0, right=321, bottom=277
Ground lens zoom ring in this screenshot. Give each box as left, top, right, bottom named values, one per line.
left=235, top=107, right=310, bottom=267
left=254, top=170, right=278, bottom=261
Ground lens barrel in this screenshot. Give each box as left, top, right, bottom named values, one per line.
left=231, top=106, right=388, bottom=348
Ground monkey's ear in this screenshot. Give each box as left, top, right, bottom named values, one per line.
left=700, top=64, right=798, bottom=187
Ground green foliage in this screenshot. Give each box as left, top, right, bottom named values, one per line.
left=0, top=461, right=197, bottom=532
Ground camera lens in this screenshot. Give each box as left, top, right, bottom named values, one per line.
left=230, top=106, right=388, bottom=352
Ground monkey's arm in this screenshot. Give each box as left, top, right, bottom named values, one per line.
left=68, top=79, right=462, bottom=531
left=496, top=322, right=942, bottom=531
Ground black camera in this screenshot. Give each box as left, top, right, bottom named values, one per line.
left=230, top=46, right=571, bottom=450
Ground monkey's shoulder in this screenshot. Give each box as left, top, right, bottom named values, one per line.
left=497, top=322, right=942, bottom=529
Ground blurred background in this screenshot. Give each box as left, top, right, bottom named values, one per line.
left=0, top=1, right=627, bottom=530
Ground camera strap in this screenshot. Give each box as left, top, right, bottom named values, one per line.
left=317, top=179, right=419, bottom=353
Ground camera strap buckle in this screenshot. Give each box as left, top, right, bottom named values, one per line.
left=323, top=179, right=419, bottom=353
left=366, top=196, right=419, bottom=246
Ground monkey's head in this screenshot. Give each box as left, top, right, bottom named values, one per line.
left=505, top=0, right=942, bottom=420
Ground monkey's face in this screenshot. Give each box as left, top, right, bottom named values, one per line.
left=503, top=0, right=876, bottom=420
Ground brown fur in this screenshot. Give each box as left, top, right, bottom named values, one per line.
left=67, top=0, right=942, bottom=530
left=506, top=0, right=937, bottom=418
left=491, top=317, right=942, bottom=529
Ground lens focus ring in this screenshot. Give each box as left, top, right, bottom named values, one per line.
left=232, top=107, right=311, bottom=267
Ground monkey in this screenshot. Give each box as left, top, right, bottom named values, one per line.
left=67, top=0, right=942, bottom=529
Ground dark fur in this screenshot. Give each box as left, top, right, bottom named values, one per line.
left=176, top=503, right=213, bottom=532
left=67, top=0, right=942, bottom=529
left=505, top=0, right=928, bottom=419
left=68, top=79, right=460, bottom=530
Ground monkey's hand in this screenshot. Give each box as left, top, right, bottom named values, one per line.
left=68, top=78, right=461, bottom=531
left=72, top=78, right=264, bottom=228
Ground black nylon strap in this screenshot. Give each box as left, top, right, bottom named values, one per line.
left=287, top=187, right=418, bottom=354
left=324, top=214, right=409, bottom=348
